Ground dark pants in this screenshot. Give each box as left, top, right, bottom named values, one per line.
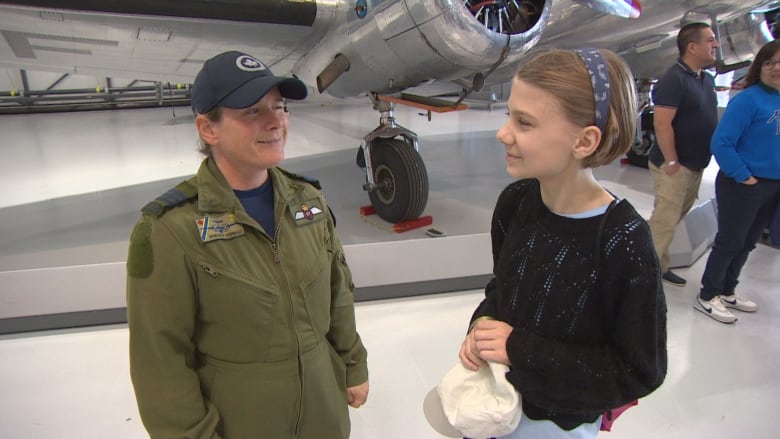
left=700, top=172, right=780, bottom=300
left=771, top=200, right=780, bottom=245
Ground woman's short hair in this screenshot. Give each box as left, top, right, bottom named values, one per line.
left=515, top=49, right=637, bottom=168
left=197, top=107, right=223, bottom=156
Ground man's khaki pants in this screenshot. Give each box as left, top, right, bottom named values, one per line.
left=647, top=162, right=703, bottom=272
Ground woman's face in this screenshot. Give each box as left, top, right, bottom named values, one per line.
left=206, top=87, right=289, bottom=179
left=760, top=49, right=780, bottom=91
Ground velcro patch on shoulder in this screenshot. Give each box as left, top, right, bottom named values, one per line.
left=127, top=221, right=153, bottom=278
left=141, top=180, right=198, bottom=217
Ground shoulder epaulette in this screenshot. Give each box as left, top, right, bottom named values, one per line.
left=141, top=180, right=198, bottom=217
left=277, top=167, right=322, bottom=190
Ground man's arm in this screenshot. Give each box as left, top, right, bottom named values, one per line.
left=653, top=106, right=682, bottom=174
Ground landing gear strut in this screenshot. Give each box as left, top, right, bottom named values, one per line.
left=626, top=80, right=656, bottom=169
left=357, top=94, right=428, bottom=223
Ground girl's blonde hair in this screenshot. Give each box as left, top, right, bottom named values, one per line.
left=515, top=49, right=637, bottom=168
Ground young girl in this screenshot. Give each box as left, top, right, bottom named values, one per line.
left=459, top=49, right=667, bottom=438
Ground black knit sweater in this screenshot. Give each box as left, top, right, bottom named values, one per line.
left=471, top=179, right=667, bottom=430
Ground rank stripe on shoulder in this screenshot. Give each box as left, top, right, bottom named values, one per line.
left=142, top=180, right=197, bottom=217
left=158, top=187, right=190, bottom=205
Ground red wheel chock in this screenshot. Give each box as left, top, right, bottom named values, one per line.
left=359, top=205, right=433, bottom=233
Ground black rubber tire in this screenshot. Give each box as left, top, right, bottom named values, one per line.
left=626, top=108, right=656, bottom=169
left=367, top=139, right=429, bottom=223
left=626, top=149, right=649, bottom=168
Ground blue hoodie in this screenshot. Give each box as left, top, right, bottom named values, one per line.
left=711, top=82, right=780, bottom=182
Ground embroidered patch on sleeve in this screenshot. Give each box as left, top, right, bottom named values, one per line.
left=292, top=203, right=324, bottom=222
left=195, top=213, right=245, bottom=242
left=127, top=222, right=153, bottom=278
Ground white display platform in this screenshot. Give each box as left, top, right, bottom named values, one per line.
left=0, top=102, right=723, bottom=333
left=668, top=198, right=718, bottom=269
left=0, top=121, right=509, bottom=332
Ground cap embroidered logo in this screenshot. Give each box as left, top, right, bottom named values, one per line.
left=236, top=55, right=266, bottom=72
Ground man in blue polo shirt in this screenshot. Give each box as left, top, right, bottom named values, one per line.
left=647, top=22, right=719, bottom=287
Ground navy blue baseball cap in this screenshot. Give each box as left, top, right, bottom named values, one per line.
left=191, top=51, right=308, bottom=114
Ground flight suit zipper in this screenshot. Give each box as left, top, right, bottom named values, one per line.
left=271, top=201, right=305, bottom=437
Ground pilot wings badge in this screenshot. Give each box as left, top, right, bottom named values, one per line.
left=294, top=203, right=323, bottom=221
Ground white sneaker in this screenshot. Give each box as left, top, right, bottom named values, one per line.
left=695, top=296, right=737, bottom=324
left=720, top=294, right=758, bottom=313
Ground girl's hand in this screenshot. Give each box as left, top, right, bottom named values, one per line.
left=472, top=319, right=514, bottom=366
left=459, top=327, right=486, bottom=371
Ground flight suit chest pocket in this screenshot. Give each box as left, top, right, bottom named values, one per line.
left=299, top=250, right=332, bottom=334
left=195, top=261, right=282, bottom=338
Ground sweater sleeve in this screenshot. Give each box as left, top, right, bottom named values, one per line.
left=470, top=181, right=529, bottom=325
left=504, top=217, right=667, bottom=413
left=711, top=90, right=755, bottom=183
left=127, top=217, right=223, bottom=439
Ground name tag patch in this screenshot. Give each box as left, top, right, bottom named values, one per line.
left=195, top=213, right=245, bottom=242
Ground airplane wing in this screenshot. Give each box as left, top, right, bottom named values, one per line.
left=0, top=0, right=774, bottom=95
left=0, top=0, right=326, bottom=83
left=0, top=0, right=651, bottom=97
left=0, top=0, right=775, bottom=223
left=0, top=0, right=774, bottom=101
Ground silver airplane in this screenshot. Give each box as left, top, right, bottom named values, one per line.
left=0, top=0, right=776, bottom=222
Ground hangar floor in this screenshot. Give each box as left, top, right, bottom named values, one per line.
left=0, top=101, right=778, bottom=438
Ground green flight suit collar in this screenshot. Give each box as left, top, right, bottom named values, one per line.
left=195, top=157, right=239, bottom=213
left=195, top=157, right=313, bottom=216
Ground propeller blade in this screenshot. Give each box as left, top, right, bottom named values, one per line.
left=570, top=0, right=642, bottom=19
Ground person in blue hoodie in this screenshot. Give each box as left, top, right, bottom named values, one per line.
left=696, top=39, right=780, bottom=324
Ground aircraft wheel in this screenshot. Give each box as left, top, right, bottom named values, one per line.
left=368, top=139, right=428, bottom=223
left=626, top=130, right=653, bottom=168
left=626, top=108, right=656, bottom=169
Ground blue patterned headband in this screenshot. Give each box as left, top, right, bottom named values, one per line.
left=572, top=49, right=610, bottom=132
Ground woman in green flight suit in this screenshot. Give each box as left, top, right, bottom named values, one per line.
left=126, top=51, right=369, bottom=439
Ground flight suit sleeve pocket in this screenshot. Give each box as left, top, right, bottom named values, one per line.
left=127, top=220, right=153, bottom=278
